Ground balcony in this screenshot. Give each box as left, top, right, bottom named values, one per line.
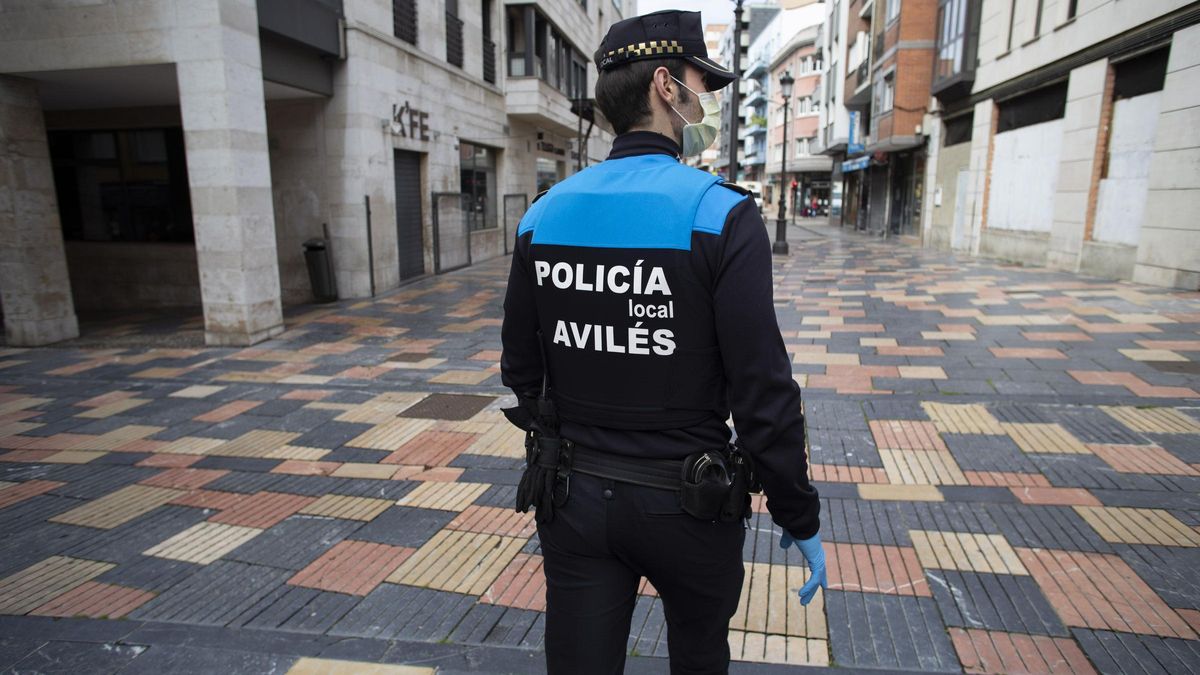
left=505, top=77, right=578, bottom=137
left=742, top=87, right=766, bottom=108
left=746, top=59, right=769, bottom=79
left=846, top=59, right=872, bottom=106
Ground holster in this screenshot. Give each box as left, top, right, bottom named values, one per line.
left=503, top=398, right=572, bottom=524
left=720, top=442, right=759, bottom=523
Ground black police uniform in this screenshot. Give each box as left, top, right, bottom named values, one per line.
left=500, top=10, right=820, bottom=675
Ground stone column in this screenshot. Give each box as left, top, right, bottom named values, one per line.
left=0, top=75, right=80, bottom=346
left=1133, top=24, right=1200, bottom=290
left=176, top=0, right=284, bottom=346
left=964, top=98, right=997, bottom=256
left=1047, top=59, right=1110, bottom=273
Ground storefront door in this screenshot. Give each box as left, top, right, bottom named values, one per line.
left=394, top=150, right=424, bottom=281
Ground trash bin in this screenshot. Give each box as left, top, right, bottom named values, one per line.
left=303, top=238, right=338, bottom=303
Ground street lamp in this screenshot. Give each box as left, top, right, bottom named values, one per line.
left=772, top=70, right=795, bottom=255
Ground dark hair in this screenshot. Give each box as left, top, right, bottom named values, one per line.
left=595, top=59, right=689, bottom=134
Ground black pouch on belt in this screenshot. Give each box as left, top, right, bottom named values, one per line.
left=680, top=451, right=732, bottom=521
left=720, top=443, right=757, bottom=523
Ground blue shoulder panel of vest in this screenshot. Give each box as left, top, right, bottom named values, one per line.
left=692, top=182, right=750, bottom=236
left=517, top=156, right=728, bottom=250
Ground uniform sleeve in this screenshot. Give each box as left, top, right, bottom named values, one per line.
left=712, top=200, right=821, bottom=539
left=501, top=234, right=544, bottom=399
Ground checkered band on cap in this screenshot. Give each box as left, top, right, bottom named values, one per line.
left=599, top=40, right=686, bottom=68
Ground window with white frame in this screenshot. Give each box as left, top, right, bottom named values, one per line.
left=886, top=0, right=901, bottom=23
left=874, top=71, right=895, bottom=114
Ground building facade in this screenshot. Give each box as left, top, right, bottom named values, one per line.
left=0, top=0, right=626, bottom=347
left=768, top=24, right=833, bottom=219
left=923, top=0, right=1200, bottom=290
left=814, top=0, right=853, bottom=225
left=838, top=0, right=937, bottom=237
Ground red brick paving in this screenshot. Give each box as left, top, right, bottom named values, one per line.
left=77, top=391, right=138, bottom=408
left=1022, top=331, right=1093, bottom=342
left=383, top=430, right=477, bottom=467
left=280, top=389, right=334, bottom=401
left=288, top=540, right=414, bottom=596
left=208, top=491, right=316, bottom=529
left=0, top=450, right=56, bottom=462
left=869, top=420, right=948, bottom=451
left=136, top=454, right=202, bottom=468
left=811, top=464, right=890, bottom=484
left=949, top=627, right=1095, bottom=674
left=139, top=468, right=229, bottom=490
left=480, top=553, right=546, bottom=611
left=990, top=348, right=1067, bottom=360
left=271, top=460, right=341, bottom=476
left=0, top=480, right=65, bottom=509
left=1069, top=371, right=1199, bottom=398
left=20, top=434, right=92, bottom=450
left=1016, top=548, right=1196, bottom=639
left=1088, top=444, right=1200, bottom=476
left=827, top=543, right=930, bottom=597
left=446, top=505, right=537, bottom=538
left=30, top=581, right=154, bottom=619
left=194, top=400, right=262, bottom=423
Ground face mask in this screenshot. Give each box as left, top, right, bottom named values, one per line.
left=669, top=76, right=721, bottom=157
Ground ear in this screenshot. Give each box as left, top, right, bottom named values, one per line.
left=649, top=66, right=676, bottom=108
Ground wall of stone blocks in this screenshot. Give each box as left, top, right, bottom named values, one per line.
left=1134, top=24, right=1200, bottom=290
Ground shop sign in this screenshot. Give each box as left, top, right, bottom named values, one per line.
left=391, top=102, right=431, bottom=141
left=841, top=156, right=870, bottom=173
left=848, top=111, right=864, bottom=154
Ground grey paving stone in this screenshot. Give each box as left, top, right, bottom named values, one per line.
left=1073, top=628, right=1200, bottom=675
left=329, top=584, right=472, bottom=641
left=43, top=464, right=158, bottom=499
left=1090, top=486, right=1200, bottom=510
left=936, top=380, right=997, bottom=395
left=328, top=478, right=416, bottom=500
left=450, top=454, right=525, bottom=471
left=987, top=403, right=1055, bottom=424
left=944, top=434, right=1038, bottom=472
left=351, top=507, right=457, bottom=548
left=825, top=591, right=958, bottom=672
left=6, top=640, right=146, bottom=674
left=260, top=474, right=345, bottom=497
left=1029, top=453, right=1176, bottom=491
left=804, top=400, right=869, bottom=430
left=862, top=399, right=929, bottom=421
left=65, top=505, right=210, bottom=564
left=231, top=585, right=354, bottom=634
left=938, top=485, right=1017, bottom=503
left=991, top=380, right=1058, bottom=395
left=0, top=521, right=94, bottom=578
left=317, top=448, right=391, bottom=463
left=807, top=429, right=882, bottom=467
left=926, top=569, right=1067, bottom=636
left=292, top=421, right=376, bottom=450
left=458, top=467, right=523, bottom=485
left=0, top=637, right=42, bottom=671
left=95, top=555, right=206, bottom=593
left=227, top=515, right=361, bottom=570
left=1117, top=545, right=1200, bottom=610
left=0, top=463, right=56, bottom=482
left=203, top=469, right=290, bottom=493
left=1045, top=406, right=1149, bottom=445
left=118, top=643, right=295, bottom=675
left=149, top=421, right=219, bottom=441
left=981, top=503, right=1114, bottom=553
left=449, top=602, right=507, bottom=645
left=93, top=451, right=152, bottom=466
left=822, top=498, right=907, bottom=546
left=130, top=561, right=290, bottom=626
left=1153, top=434, right=1200, bottom=464
left=192, top=457, right=283, bottom=475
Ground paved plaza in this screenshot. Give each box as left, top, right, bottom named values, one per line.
left=1, top=223, right=1199, bottom=673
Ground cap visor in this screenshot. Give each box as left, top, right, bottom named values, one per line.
left=687, top=56, right=736, bottom=90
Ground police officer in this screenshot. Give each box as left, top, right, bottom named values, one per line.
left=501, top=9, right=826, bottom=674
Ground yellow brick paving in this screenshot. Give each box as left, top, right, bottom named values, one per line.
left=1000, top=423, right=1092, bottom=454
left=49, top=485, right=183, bottom=530
left=0, top=557, right=114, bottom=615
left=299, top=494, right=393, bottom=521
left=143, top=522, right=263, bottom=564
left=879, top=449, right=968, bottom=485
left=922, top=403, right=1005, bottom=435
left=397, top=481, right=490, bottom=511
left=387, top=530, right=524, bottom=595
left=1102, top=406, right=1200, bottom=434
left=1074, top=506, right=1200, bottom=547
left=909, top=531, right=1028, bottom=575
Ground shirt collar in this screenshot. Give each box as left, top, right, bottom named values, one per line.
left=607, top=131, right=681, bottom=160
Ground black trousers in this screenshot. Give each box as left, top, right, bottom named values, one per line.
left=537, top=471, right=746, bottom=675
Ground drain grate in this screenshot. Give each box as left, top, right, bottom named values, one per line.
left=1146, top=361, right=1200, bottom=375
left=399, top=393, right=495, bottom=420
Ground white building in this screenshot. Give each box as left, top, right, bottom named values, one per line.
left=925, top=0, right=1200, bottom=289
left=813, top=0, right=853, bottom=225
left=0, top=0, right=629, bottom=346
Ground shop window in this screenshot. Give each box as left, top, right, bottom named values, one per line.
left=446, top=0, right=464, bottom=68
left=461, top=142, right=498, bottom=231
left=394, top=0, right=417, bottom=45
left=536, top=157, right=560, bottom=192
left=49, top=128, right=193, bottom=244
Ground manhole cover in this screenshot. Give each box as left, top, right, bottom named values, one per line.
left=388, top=353, right=433, bottom=362
left=399, top=393, right=495, bottom=420
left=1147, top=361, right=1200, bottom=375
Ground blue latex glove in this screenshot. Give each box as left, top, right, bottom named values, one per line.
left=780, top=531, right=827, bottom=605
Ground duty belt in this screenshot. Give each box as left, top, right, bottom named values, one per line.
left=571, top=444, right=683, bottom=491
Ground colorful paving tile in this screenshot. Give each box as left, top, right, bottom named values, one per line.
left=1, top=225, right=1199, bottom=670
left=288, top=540, right=414, bottom=596
left=143, top=522, right=263, bottom=564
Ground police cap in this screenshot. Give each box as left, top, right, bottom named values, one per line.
left=594, top=10, right=735, bottom=90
